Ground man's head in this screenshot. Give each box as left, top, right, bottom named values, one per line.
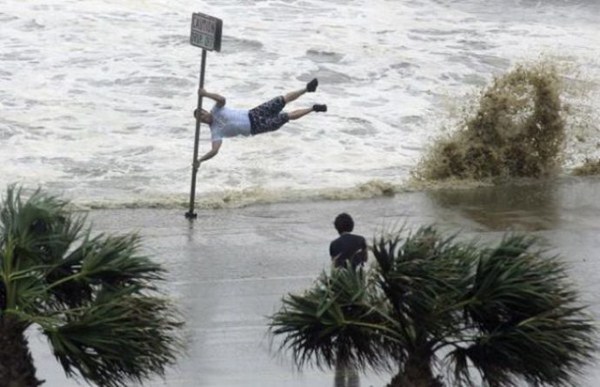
left=334, top=213, right=354, bottom=235
left=194, top=108, right=212, bottom=124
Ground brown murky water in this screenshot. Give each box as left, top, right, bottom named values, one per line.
left=31, top=176, right=600, bottom=386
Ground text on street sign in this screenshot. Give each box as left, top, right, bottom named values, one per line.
left=190, top=13, right=222, bottom=52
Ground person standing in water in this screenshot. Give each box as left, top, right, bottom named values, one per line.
left=193, top=78, right=326, bottom=169
left=330, top=215, right=365, bottom=387
left=329, top=213, right=368, bottom=269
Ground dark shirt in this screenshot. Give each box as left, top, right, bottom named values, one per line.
left=330, top=233, right=367, bottom=268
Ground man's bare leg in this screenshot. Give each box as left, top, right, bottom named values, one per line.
left=288, top=107, right=314, bottom=120
left=284, top=88, right=307, bottom=104
left=283, top=78, right=319, bottom=104
left=288, top=104, right=327, bottom=120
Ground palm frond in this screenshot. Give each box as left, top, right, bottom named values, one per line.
left=1, top=186, right=86, bottom=312
left=453, top=234, right=597, bottom=386
left=449, top=309, right=596, bottom=387
left=0, top=186, right=73, bottom=265
left=45, top=288, right=184, bottom=387
left=269, top=268, right=397, bottom=371
left=77, top=233, right=165, bottom=286
left=373, top=227, right=477, bottom=346
left=464, top=235, right=576, bottom=331
left=0, top=186, right=185, bottom=387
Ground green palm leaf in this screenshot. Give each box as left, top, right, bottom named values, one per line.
left=452, top=235, right=596, bottom=386
left=270, top=268, right=397, bottom=371
left=44, top=289, right=183, bottom=387
left=0, top=186, right=184, bottom=387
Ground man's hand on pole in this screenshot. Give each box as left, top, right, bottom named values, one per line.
left=193, top=159, right=202, bottom=171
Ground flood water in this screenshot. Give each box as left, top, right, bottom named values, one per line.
left=30, top=176, right=600, bottom=386
left=1, top=0, right=599, bottom=208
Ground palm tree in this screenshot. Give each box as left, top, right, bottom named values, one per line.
left=269, top=226, right=596, bottom=387
left=0, top=186, right=184, bottom=387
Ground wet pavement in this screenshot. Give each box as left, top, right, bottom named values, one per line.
left=31, top=176, right=600, bottom=387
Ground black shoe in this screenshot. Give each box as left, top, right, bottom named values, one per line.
left=313, top=104, right=327, bottom=112
left=306, top=78, right=318, bottom=92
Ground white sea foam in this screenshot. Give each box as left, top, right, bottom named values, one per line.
left=1, top=0, right=599, bottom=208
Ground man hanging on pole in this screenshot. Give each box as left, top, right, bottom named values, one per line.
left=192, top=78, right=327, bottom=169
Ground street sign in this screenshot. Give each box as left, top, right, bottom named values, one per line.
left=190, top=12, right=222, bottom=52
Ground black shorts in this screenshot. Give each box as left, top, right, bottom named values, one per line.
left=248, top=96, right=289, bottom=135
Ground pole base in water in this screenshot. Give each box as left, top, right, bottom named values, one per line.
left=185, top=212, right=198, bottom=219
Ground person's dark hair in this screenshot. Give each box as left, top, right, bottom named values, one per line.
left=193, top=108, right=209, bottom=118
left=334, top=213, right=354, bottom=234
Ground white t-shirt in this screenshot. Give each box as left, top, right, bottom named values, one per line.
left=209, top=105, right=251, bottom=141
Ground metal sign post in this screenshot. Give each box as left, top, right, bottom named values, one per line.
left=185, top=12, right=222, bottom=219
